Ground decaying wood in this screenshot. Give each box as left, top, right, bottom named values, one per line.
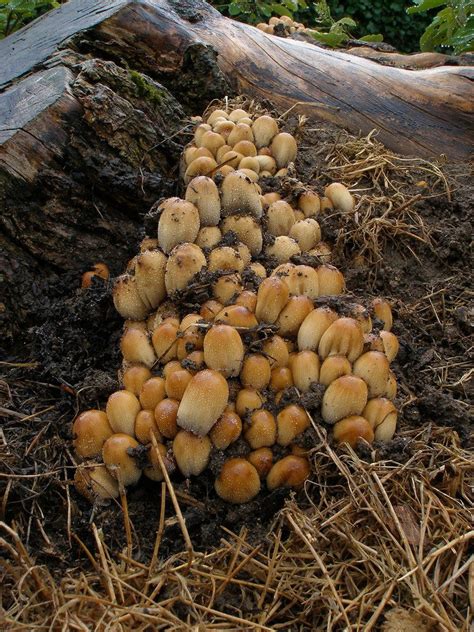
left=344, top=48, right=457, bottom=70
left=0, top=0, right=473, bottom=159
left=0, top=57, right=186, bottom=345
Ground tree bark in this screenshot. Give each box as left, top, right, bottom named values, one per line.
left=0, top=0, right=472, bottom=159
left=0, top=58, right=188, bottom=347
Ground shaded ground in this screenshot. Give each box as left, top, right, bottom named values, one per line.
left=1, top=104, right=472, bottom=629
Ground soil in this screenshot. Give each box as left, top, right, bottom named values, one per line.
left=1, top=90, right=472, bottom=625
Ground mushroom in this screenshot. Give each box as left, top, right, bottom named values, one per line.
left=262, top=335, right=290, bottom=368
left=122, top=365, right=152, bottom=396
left=317, top=265, right=345, bottom=296
left=276, top=295, right=314, bottom=337
left=173, top=430, right=211, bottom=476
left=210, top=410, right=243, bottom=449
left=362, top=398, right=397, bottom=442
left=252, top=115, right=279, bottom=148
left=220, top=215, right=263, bottom=256
left=215, top=458, right=260, bottom=503
left=212, top=273, right=243, bottom=305
left=158, top=199, right=200, bottom=254
left=196, top=226, right=222, bottom=249
left=154, top=398, right=179, bottom=439
left=235, top=388, right=266, bottom=417
left=319, top=356, right=352, bottom=386
left=288, top=351, right=320, bottom=392
left=289, top=218, right=321, bottom=251
left=271, top=132, right=297, bottom=168
left=298, top=191, right=321, bottom=217
left=321, top=375, right=368, bottom=424
left=215, top=304, right=258, bottom=329
left=372, top=298, right=393, bottom=331
left=139, top=377, right=166, bottom=410
left=165, top=368, right=193, bottom=400
left=120, top=327, right=156, bottom=368
left=270, top=366, right=294, bottom=391
left=177, top=369, right=229, bottom=435
left=265, top=236, right=301, bottom=263
left=106, top=391, right=141, bottom=436
left=333, top=416, right=374, bottom=447
left=74, top=464, right=119, bottom=502
left=135, top=410, right=162, bottom=445
left=297, top=307, right=339, bottom=351
left=151, top=321, right=179, bottom=363
left=318, top=318, right=364, bottom=363
left=102, top=434, right=141, bottom=486
left=220, top=170, right=263, bottom=218
left=276, top=405, right=310, bottom=446
left=203, top=325, right=244, bottom=377
left=324, top=182, right=355, bottom=212
left=244, top=409, right=277, bottom=449
left=266, top=455, right=310, bottom=490
left=184, top=156, right=218, bottom=184
left=353, top=351, right=390, bottom=398
left=113, top=275, right=149, bottom=321
left=164, top=243, right=206, bottom=295
left=73, top=410, right=114, bottom=459
left=240, top=354, right=272, bottom=390
left=247, top=448, right=273, bottom=478
left=185, top=176, right=221, bottom=226
left=255, top=276, right=290, bottom=324
left=266, top=200, right=296, bottom=236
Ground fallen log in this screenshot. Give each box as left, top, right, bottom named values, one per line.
left=0, top=58, right=186, bottom=346
left=0, top=0, right=473, bottom=159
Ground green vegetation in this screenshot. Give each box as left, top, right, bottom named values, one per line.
left=326, top=1, right=430, bottom=52
left=408, top=0, right=474, bottom=53
left=212, top=1, right=433, bottom=51
left=0, top=0, right=61, bottom=37
left=129, top=70, right=167, bottom=107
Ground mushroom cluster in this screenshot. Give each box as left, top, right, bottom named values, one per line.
left=256, top=15, right=307, bottom=36
left=182, top=107, right=297, bottom=184
left=74, top=104, right=400, bottom=505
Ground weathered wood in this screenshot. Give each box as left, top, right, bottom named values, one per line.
left=344, top=48, right=455, bottom=70
left=0, top=67, right=79, bottom=181
left=0, top=0, right=472, bottom=159
left=0, top=57, right=186, bottom=346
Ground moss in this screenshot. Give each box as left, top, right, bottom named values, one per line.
left=129, top=70, right=167, bottom=108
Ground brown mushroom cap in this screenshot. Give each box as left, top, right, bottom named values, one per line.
left=215, top=458, right=261, bottom=503
left=73, top=410, right=114, bottom=459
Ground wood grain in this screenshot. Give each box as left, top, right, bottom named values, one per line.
left=0, top=0, right=473, bottom=158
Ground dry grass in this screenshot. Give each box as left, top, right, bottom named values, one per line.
left=2, top=424, right=472, bottom=631
left=314, top=130, right=452, bottom=277
left=400, top=281, right=473, bottom=401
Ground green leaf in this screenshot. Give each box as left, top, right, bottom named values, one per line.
left=452, top=30, right=474, bottom=53
left=271, top=4, right=292, bottom=17
left=309, top=29, right=348, bottom=47
left=281, top=0, right=298, bottom=11
left=359, top=33, right=384, bottom=42
left=228, top=2, right=243, bottom=16
left=335, top=16, right=357, bottom=28
left=407, top=0, right=446, bottom=15
left=259, top=3, right=272, bottom=17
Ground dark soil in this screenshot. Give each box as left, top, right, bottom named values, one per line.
left=1, top=105, right=472, bottom=587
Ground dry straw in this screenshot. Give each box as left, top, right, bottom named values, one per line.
left=318, top=129, right=451, bottom=277
left=2, top=424, right=472, bottom=630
